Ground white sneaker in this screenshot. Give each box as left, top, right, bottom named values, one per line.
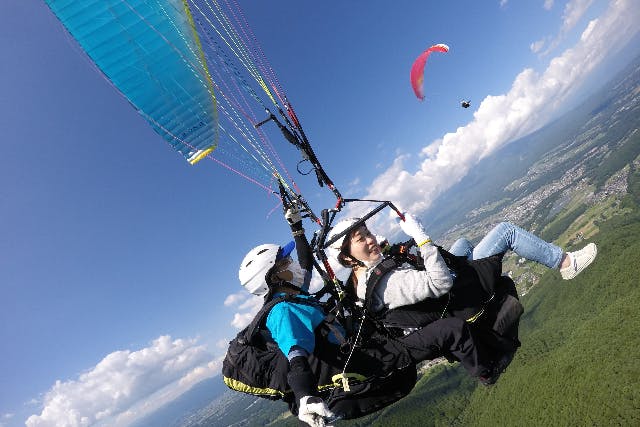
left=560, top=243, right=598, bottom=280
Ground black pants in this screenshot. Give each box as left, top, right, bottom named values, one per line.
left=398, top=316, right=491, bottom=377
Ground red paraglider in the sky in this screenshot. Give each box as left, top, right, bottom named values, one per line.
left=410, top=43, right=449, bottom=101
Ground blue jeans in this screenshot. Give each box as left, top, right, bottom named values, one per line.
left=448, top=222, right=564, bottom=269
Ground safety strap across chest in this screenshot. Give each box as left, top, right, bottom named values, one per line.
left=363, top=257, right=401, bottom=314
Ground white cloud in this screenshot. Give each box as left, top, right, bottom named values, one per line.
left=562, top=0, right=594, bottom=33
left=238, top=295, right=261, bottom=310
left=539, top=0, right=594, bottom=56
left=230, top=310, right=255, bottom=329
left=25, top=336, right=219, bottom=427
left=178, top=358, right=223, bottom=388
left=223, top=292, right=246, bottom=307
left=230, top=295, right=263, bottom=329
left=110, top=357, right=222, bottom=427
left=420, top=139, right=442, bottom=159
left=215, top=338, right=231, bottom=350
left=530, top=38, right=547, bottom=53
left=361, top=0, right=639, bottom=236
left=224, top=291, right=270, bottom=330
left=544, top=0, right=555, bottom=10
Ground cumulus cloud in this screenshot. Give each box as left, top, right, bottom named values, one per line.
left=215, top=338, right=231, bottom=350
left=530, top=38, right=547, bottom=53
left=539, top=0, right=595, bottom=56
left=26, top=336, right=219, bottom=427
left=562, top=0, right=594, bottom=33
left=223, top=292, right=246, bottom=307
left=544, top=0, right=555, bottom=10
left=177, top=358, right=223, bottom=388
left=230, top=294, right=263, bottom=329
left=359, top=0, right=638, bottom=236
left=224, top=290, right=265, bottom=329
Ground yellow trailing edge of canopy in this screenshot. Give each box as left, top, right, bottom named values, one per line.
left=182, top=0, right=219, bottom=157
left=187, top=146, right=215, bottom=164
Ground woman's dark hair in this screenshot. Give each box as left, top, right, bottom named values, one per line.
left=337, top=227, right=366, bottom=268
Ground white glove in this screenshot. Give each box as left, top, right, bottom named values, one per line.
left=298, top=396, right=336, bottom=427
left=397, top=212, right=431, bottom=246
left=285, top=206, right=302, bottom=227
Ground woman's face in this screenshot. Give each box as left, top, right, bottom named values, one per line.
left=348, top=226, right=382, bottom=265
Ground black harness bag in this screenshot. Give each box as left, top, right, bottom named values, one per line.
left=221, top=295, right=417, bottom=419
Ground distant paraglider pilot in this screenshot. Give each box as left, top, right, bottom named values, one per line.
left=461, top=100, right=471, bottom=108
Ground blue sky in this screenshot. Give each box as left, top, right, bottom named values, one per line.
left=1, top=1, right=639, bottom=426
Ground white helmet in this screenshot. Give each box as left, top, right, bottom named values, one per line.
left=238, top=241, right=295, bottom=296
